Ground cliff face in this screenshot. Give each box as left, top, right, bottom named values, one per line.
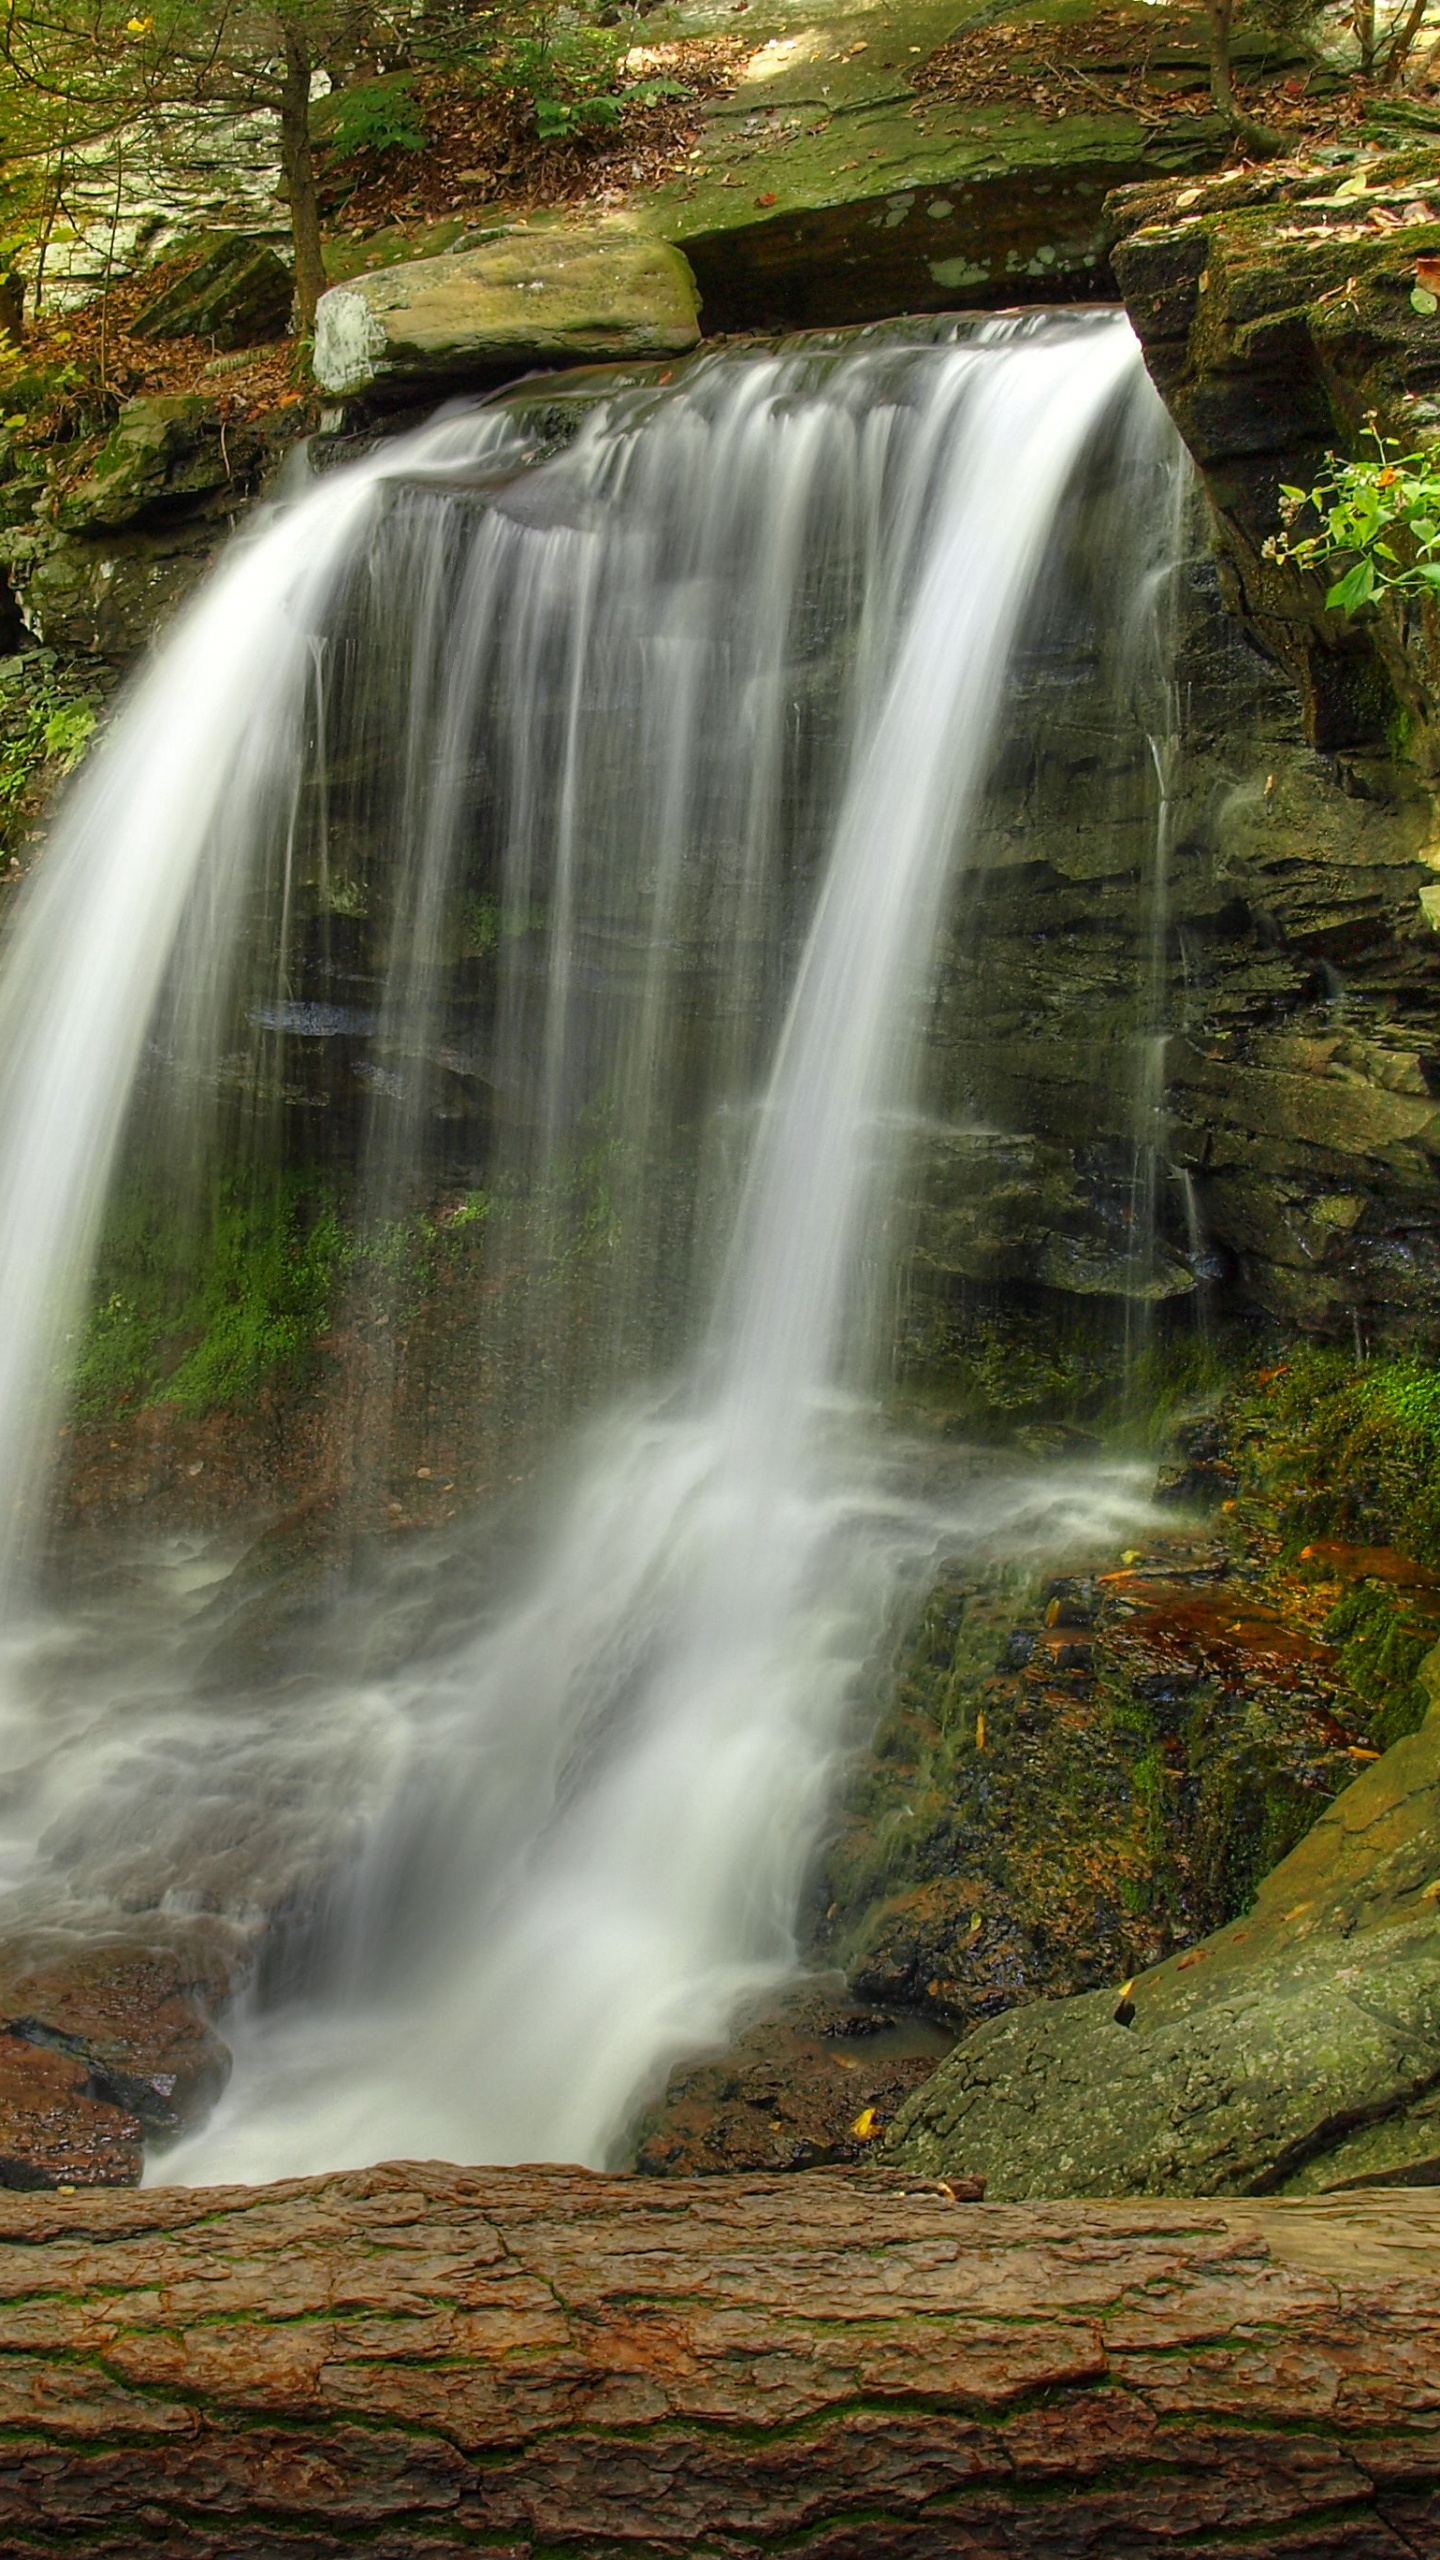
left=1110, top=146, right=1440, bottom=766
left=902, top=152, right=1440, bottom=1352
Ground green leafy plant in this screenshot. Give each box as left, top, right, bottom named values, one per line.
left=1266, top=418, right=1440, bottom=615
left=0, top=658, right=98, bottom=847
left=495, top=23, right=684, bottom=142
left=317, top=70, right=428, bottom=161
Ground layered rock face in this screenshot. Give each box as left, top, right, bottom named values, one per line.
left=1110, top=147, right=1440, bottom=764
left=907, top=480, right=1440, bottom=1345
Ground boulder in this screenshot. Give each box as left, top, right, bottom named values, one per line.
left=53, top=394, right=249, bottom=534
left=131, top=232, right=293, bottom=348
left=312, top=226, right=701, bottom=399
left=887, top=1666, right=1440, bottom=2198
left=0, top=1926, right=238, bottom=2188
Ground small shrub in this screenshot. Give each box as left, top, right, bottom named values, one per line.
left=1266, top=418, right=1440, bottom=615
left=318, top=74, right=430, bottom=163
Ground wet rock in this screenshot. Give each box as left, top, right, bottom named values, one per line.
left=631, top=1977, right=950, bottom=2173
left=4, top=521, right=220, bottom=660
left=887, top=1667, right=1440, bottom=2197
left=0, top=1923, right=241, bottom=2189
left=0, top=2033, right=141, bottom=2188
left=0, top=1932, right=235, bottom=2144
left=822, top=1509, right=1381, bottom=2065
left=131, top=233, right=293, bottom=348
left=312, top=226, right=701, bottom=399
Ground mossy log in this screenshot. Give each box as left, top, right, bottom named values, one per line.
left=0, top=2164, right=1435, bottom=2553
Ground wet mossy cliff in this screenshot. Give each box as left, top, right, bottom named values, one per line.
left=1090, top=149, right=1440, bottom=1343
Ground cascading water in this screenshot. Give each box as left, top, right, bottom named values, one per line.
left=0, top=313, right=1175, bottom=2182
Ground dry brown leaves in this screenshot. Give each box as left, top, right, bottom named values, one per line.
left=9, top=252, right=311, bottom=447
left=913, top=6, right=1394, bottom=156
left=329, top=37, right=749, bottom=234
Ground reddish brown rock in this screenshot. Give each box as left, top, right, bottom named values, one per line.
left=0, top=2033, right=140, bottom=2187
left=0, top=2163, right=1433, bottom=2553
left=0, top=1926, right=238, bottom=2187
left=632, top=1980, right=951, bottom=2174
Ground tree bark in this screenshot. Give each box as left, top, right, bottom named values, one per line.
left=0, top=2163, right=1435, bottom=2554
left=1205, top=0, right=1282, bottom=155
left=279, top=20, right=326, bottom=332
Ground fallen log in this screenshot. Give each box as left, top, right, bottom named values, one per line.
left=0, top=2163, right=1435, bottom=2555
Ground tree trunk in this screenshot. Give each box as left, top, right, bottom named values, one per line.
left=278, top=20, right=326, bottom=332
left=1206, top=0, right=1282, bottom=154
left=0, top=2162, right=1435, bottom=2555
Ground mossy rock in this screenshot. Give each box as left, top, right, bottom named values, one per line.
left=886, top=1686, right=1440, bottom=2195
left=131, top=234, right=293, bottom=350
left=312, top=226, right=701, bottom=397
left=625, top=0, right=1246, bottom=328
left=53, top=396, right=247, bottom=535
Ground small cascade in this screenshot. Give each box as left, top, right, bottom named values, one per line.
left=1121, top=432, right=1191, bottom=1367
left=0, top=315, right=1176, bottom=2180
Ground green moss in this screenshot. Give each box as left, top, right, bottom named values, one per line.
left=0, top=650, right=99, bottom=853
left=1322, top=1581, right=1431, bottom=1748
left=71, top=1177, right=345, bottom=1420
left=895, top=1295, right=1237, bottom=1451
left=1219, top=1345, right=1440, bottom=1749
left=1233, top=1345, right=1440, bottom=1566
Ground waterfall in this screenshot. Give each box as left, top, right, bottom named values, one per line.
left=0, top=314, right=1167, bottom=2181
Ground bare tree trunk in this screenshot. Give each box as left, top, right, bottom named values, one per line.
left=1381, top=0, right=1430, bottom=84
left=279, top=19, right=326, bottom=332
left=0, top=2162, right=1435, bottom=2555
left=1206, top=0, right=1282, bottom=153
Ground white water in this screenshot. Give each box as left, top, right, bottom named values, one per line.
left=0, top=316, right=1166, bottom=2180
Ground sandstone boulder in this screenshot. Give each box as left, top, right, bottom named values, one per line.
left=312, top=227, right=701, bottom=398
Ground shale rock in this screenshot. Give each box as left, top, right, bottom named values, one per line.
left=131, top=232, right=293, bottom=348
left=0, top=2163, right=1433, bottom=2555
left=312, top=226, right=701, bottom=398
left=887, top=1665, right=1440, bottom=2197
